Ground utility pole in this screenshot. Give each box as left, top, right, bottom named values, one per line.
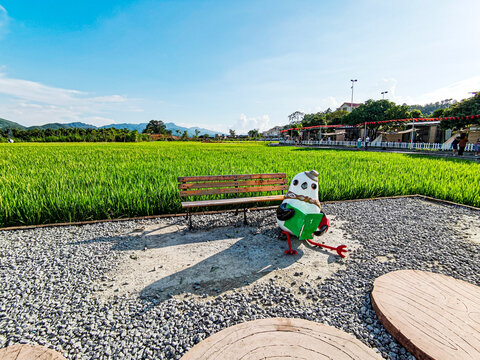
left=411, top=120, right=415, bottom=149
left=364, top=121, right=367, bottom=143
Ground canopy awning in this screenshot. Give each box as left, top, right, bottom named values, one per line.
left=404, top=121, right=440, bottom=126
left=380, top=128, right=413, bottom=135
left=321, top=131, right=346, bottom=136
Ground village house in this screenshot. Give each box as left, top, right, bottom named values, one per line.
left=262, top=126, right=283, bottom=138
left=337, top=102, right=362, bottom=112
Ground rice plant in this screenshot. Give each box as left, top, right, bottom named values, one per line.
left=0, top=142, right=478, bottom=227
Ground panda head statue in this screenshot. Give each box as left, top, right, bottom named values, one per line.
left=276, top=170, right=336, bottom=255
left=277, top=169, right=323, bottom=235
left=287, top=170, right=319, bottom=201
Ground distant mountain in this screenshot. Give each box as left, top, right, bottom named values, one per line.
left=29, top=122, right=97, bottom=130
left=164, top=122, right=222, bottom=137
left=0, top=117, right=223, bottom=136
left=63, top=122, right=97, bottom=129
left=100, top=122, right=223, bottom=136
left=100, top=123, right=148, bottom=132
left=29, top=123, right=68, bottom=130
left=0, top=118, right=26, bottom=130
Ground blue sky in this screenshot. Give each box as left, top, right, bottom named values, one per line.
left=0, top=0, right=479, bottom=133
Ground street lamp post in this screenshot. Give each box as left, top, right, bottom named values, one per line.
left=350, top=79, right=362, bottom=140
left=350, top=79, right=357, bottom=111
left=381, top=91, right=388, bottom=99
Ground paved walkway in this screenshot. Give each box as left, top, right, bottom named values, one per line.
left=277, top=143, right=480, bottom=161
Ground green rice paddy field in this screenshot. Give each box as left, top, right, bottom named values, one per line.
left=1, top=142, right=479, bottom=227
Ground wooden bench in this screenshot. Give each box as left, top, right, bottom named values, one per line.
left=178, top=173, right=287, bottom=228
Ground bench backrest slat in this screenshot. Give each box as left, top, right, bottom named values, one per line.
left=180, top=185, right=288, bottom=197
left=178, top=173, right=286, bottom=182
left=178, top=178, right=287, bottom=190
left=178, top=173, right=287, bottom=198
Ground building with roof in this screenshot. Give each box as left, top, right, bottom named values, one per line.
left=337, top=102, right=362, bottom=112
left=262, top=126, right=283, bottom=138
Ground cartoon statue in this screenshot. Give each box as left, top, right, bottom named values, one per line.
left=276, top=170, right=347, bottom=257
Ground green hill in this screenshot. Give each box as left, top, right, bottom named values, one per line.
left=29, top=122, right=97, bottom=130
left=28, top=123, right=71, bottom=130
left=0, top=118, right=26, bottom=130
left=0, top=118, right=222, bottom=136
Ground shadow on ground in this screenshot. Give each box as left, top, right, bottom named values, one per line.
left=70, top=215, right=349, bottom=302
left=139, top=226, right=304, bottom=300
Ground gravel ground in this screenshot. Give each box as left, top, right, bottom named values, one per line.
left=1, top=197, right=479, bottom=360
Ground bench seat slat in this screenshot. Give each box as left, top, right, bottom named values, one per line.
left=179, top=185, right=288, bottom=197
left=181, top=195, right=285, bottom=208
left=178, top=173, right=286, bottom=182
left=179, top=178, right=287, bottom=190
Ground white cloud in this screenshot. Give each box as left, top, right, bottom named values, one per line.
left=0, top=74, right=85, bottom=105
left=0, top=4, right=9, bottom=39
left=202, top=114, right=272, bottom=135
left=174, top=121, right=226, bottom=134
left=313, top=96, right=340, bottom=112
left=82, top=116, right=116, bottom=125
left=89, top=95, right=128, bottom=103
left=0, top=72, right=142, bottom=126
left=388, top=76, right=480, bottom=105
left=1, top=101, right=83, bottom=125
left=413, top=77, right=480, bottom=104
left=230, top=114, right=271, bottom=134
left=377, top=78, right=398, bottom=100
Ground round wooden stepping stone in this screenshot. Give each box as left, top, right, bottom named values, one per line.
left=180, top=317, right=382, bottom=359
left=371, top=270, right=480, bottom=360
left=0, top=344, right=66, bottom=360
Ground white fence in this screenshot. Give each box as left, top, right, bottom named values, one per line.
left=279, top=140, right=477, bottom=152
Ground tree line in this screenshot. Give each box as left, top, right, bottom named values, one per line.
left=1, top=120, right=208, bottom=142
left=143, top=120, right=211, bottom=140
left=286, top=95, right=480, bottom=132
left=1, top=127, right=150, bottom=142
left=1, top=120, right=245, bottom=142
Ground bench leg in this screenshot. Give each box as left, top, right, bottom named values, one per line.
left=187, top=211, right=192, bottom=230
left=244, top=208, right=248, bottom=225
